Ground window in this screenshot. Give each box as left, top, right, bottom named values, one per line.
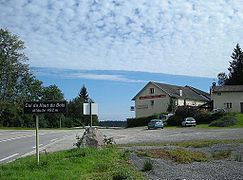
left=224, top=102, right=232, bottom=109
left=217, top=93, right=221, bottom=96
left=150, top=100, right=154, bottom=106
left=150, top=88, right=155, bottom=94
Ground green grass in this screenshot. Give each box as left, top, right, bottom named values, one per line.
left=121, top=139, right=243, bottom=148
left=0, top=147, right=143, bottom=180
left=232, top=113, right=243, bottom=128
left=136, top=148, right=208, bottom=164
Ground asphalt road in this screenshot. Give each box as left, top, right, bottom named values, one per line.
left=0, top=129, right=82, bottom=164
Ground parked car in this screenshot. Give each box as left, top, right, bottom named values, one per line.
left=181, top=117, right=196, bottom=127
left=148, top=119, right=164, bottom=129
left=211, top=108, right=226, bottom=114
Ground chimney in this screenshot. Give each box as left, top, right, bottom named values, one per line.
left=179, top=89, right=183, bottom=97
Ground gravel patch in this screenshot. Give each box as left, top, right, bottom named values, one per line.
left=128, top=143, right=243, bottom=180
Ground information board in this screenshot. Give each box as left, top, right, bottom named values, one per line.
left=24, top=101, right=67, bottom=114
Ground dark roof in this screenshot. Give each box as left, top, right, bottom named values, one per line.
left=132, top=81, right=210, bottom=101
left=212, top=85, right=243, bottom=92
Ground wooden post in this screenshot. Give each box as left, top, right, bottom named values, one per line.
left=35, top=115, right=39, bottom=164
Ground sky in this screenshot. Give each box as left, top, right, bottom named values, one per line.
left=1, top=0, right=243, bottom=120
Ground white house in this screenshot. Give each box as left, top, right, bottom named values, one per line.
left=132, top=81, right=210, bottom=118
left=211, top=85, right=243, bottom=113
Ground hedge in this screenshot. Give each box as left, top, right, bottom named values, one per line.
left=127, top=115, right=158, bottom=128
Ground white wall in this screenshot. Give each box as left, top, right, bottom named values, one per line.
left=135, top=83, right=170, bottom=118
left=211, top=91, right=243, bottom=112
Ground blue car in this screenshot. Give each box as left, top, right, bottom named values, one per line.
left=148, top=119, right=164, bottom=129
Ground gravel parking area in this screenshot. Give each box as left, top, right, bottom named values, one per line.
left=128, top=143, right=243, bottom=180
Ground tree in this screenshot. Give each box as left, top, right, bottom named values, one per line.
left=217, top=72, right=227, bottom=86
left=0, top=29, right=40, bottom=127
left=225, top=43, right=243, bottom=85
left=42, top=85, right=65, bottom=128
left=42, top=85, right=64, bottom=101
left=0, top=28, right=30, bottom=101
left=78, top=85, right=89, bottom=102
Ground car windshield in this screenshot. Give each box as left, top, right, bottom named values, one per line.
left=186, top=118, right=194, bottom=121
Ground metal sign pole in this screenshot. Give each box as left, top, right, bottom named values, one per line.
left=35, top=115, right=39, bottom=164
left=90, top=101, right=92, bottom=127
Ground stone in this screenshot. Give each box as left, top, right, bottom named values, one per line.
left=80, top=127, right=104, bottom=148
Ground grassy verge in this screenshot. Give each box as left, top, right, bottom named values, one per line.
left=0, top=147, right=143, bottom=180
left=121, top=139, right=243, bottom=148
left=136, top=148, right=208, bottom=164
left=232, top=113, right=243, bottom=128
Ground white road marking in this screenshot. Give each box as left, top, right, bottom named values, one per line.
left=23, top=135, right=71, bottom=157
left=0, top=153, right=19, bottom=162
left=0, top=134, right=34, bottom=143
left=50, top=138, right=58, bottom=142
left=32, top=144, right=43, bottom=149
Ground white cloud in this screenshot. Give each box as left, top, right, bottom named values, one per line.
left=1, top=0, right=243, bottom=77
left=33, top=68, right=145, bottom=83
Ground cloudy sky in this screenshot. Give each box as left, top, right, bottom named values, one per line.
left=1, top=0, right=243, bottom=120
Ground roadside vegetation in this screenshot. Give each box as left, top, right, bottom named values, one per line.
left=136, top=148, right=208, bottom=164
left=0, top=146, right=143, bottom=180
left=121, top=139, right=243, bottom=148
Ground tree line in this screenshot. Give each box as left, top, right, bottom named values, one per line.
left=0, top=28, right=98, bottom=128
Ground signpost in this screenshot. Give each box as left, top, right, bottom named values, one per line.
left=23, top=101, right=67, bottom=164
left=83, top=102, right=98, bottom=127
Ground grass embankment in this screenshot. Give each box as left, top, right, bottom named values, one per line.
left=122, top=139, right=243, bottom=148
left=0, top=147, right=143, bottom=180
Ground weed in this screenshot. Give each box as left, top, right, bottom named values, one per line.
left=212, top=150, right=231, bottom=160
left=142, top=160, right=153, bottom=171
left=234, top=154, right=243, bottom=162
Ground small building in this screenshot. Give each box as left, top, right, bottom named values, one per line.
left=132, top=81, right=210, bottom=118
left=211, top=85, right=243, bottom=113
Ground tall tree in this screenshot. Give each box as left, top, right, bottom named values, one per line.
left=225, top=43, right=243, bottom=85
left=78, top=85, right=89, bottom=102
left=0, top=28, right=30, bottom=101
left=42, top=85, right=65, bottom=128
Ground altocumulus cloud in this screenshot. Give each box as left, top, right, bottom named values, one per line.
left=1, top=0, right=243, bottom=77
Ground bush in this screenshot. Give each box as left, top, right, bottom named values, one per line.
left=210, top=111, right=225, bottom=121
left=194, top=110, right=212, bottom=124
left=127, top=115, right=157, bottom=128
left=209, top=116, right=236, bottom=127
left=175, top=106, right=197, bottom=118
left=167, top=115, right=183, bottom=126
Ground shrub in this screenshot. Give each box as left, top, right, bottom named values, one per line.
left=142, top=160, right=153, bottom=171
left=175, top=106, right=197, bottom=118
left=210, top=111, right=225, bottom=121
left=212, top=150, right=231, bottom=159
left=194, top=110, right=212, bottom=124
left=167, top=115, right=183, bottom=126
left=209, top=116, right=236, bottom=127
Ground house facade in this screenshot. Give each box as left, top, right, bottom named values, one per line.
left=132, top=81, right=210, bottom=118
left=211, top=85, right=243, bottom=113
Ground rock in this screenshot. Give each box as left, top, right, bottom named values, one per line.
left=80, top=127, right=104, bottom=148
